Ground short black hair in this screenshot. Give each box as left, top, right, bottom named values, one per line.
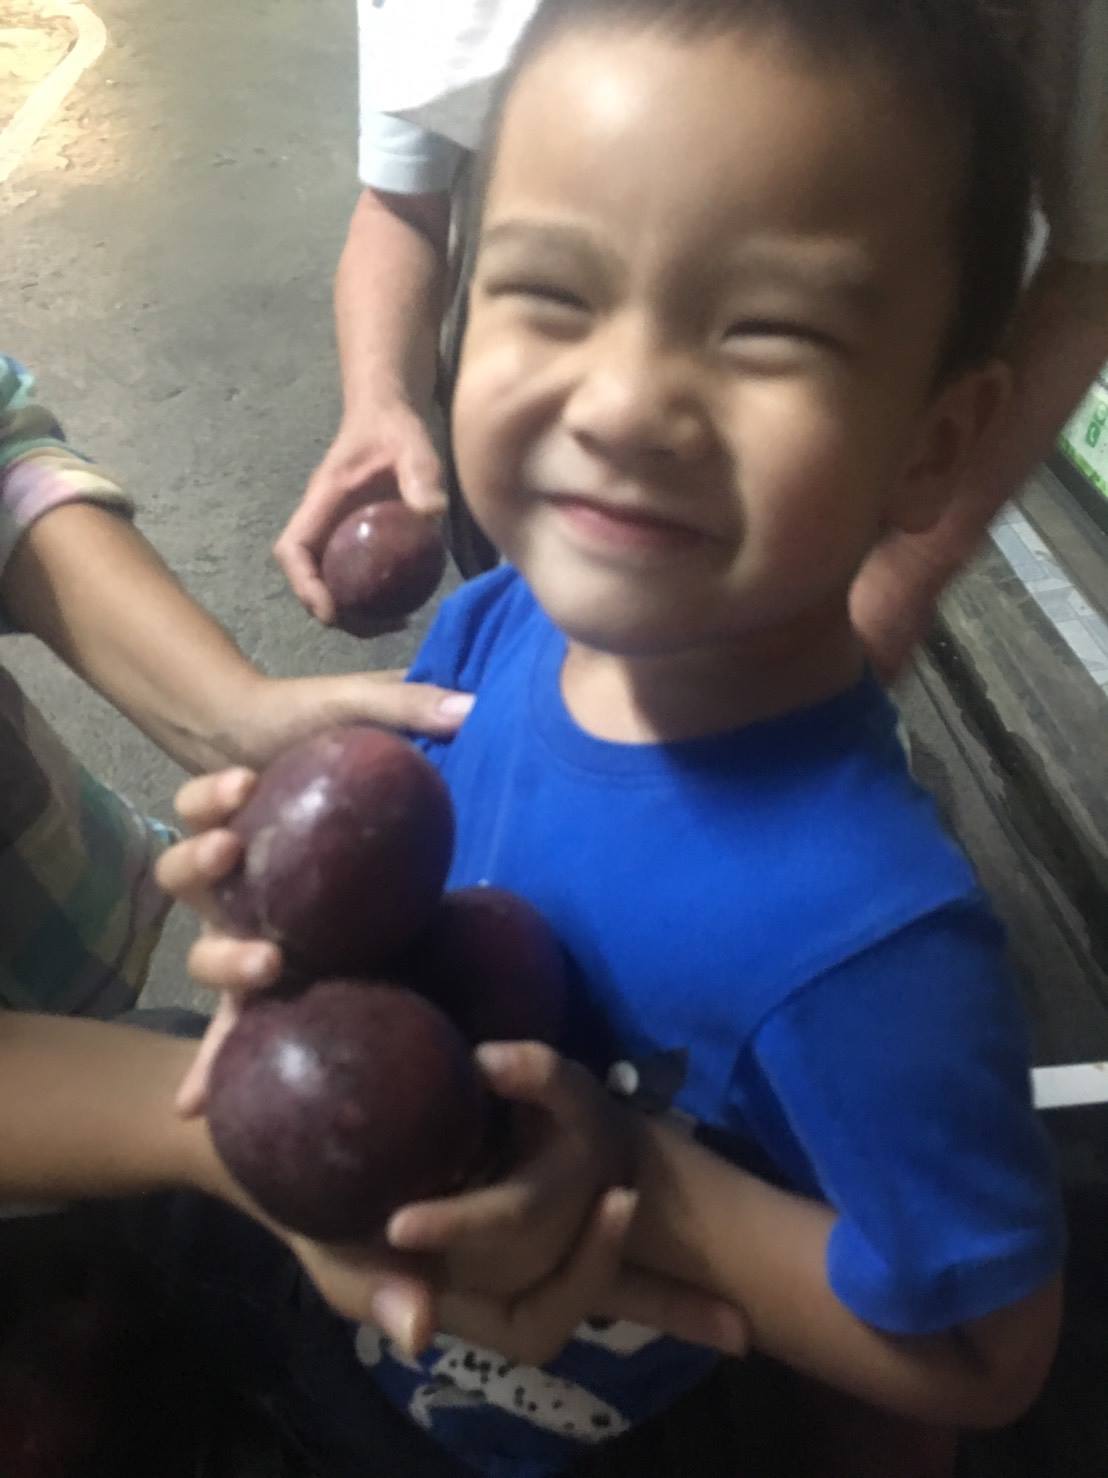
left=471, top=0, right=1033, bottom=380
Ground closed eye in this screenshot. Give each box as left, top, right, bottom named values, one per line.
left=726, top=320, right=840, bottom=350
left=490, top=281, right=589, bottom=313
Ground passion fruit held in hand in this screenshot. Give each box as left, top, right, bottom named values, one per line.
left=321, top=502, right=446, bottom=633
left=217, top=724, right=454, bottom=978
left=207, top=980, right=490, bottom=1240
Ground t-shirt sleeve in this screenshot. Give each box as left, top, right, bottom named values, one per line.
left=358, top=110, right=464, bottom=194
left=0, top=356, right=133, bottom=631
left=356, top=0, right=519, bottom=158
left=743, top=901, right=1065, bottom=1336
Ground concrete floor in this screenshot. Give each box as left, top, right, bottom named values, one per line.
left=4, top=0, right=435, bottom=1008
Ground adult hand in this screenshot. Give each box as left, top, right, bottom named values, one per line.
left=158, top=805, right=747, bottom=1363
left=154, top=768, right=277, bottom=1115
left=388, top=1043, right=635, bottom=1298
left=231, top=668, right=473, bottom=770
left=275, top=409, right=447, bottom=624
left=388, top=1041, right=750, bottom=1361
left=850, top=524, right=952, bottom=684
left=289, top=1188, right=638, bottom=1365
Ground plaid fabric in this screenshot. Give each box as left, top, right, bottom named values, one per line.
left=0, top=356, right=173, bottom=1016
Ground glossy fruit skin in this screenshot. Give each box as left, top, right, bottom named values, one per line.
left=405, top=886, right=568, bottom=1046
left=207, top=980, right=489, bottom=1240
left=322, top=502, right=447, bottom=633
left=218, top=725, right=455, bottom=977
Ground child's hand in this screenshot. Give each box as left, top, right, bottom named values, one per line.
left=154, top=767, right=284, bottom=1116
left=386, top=1042, right=749, bottom=1360
left=287, top=1186, right=638, bottom=1367
left=388, top=1042, right=635, bottom=1296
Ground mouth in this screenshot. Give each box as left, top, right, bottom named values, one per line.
left=545, top=493, right=708, bottom=556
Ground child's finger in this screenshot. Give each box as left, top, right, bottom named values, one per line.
left=174, top=768, right=257, bottom=833
left=186, top=932, right=282, bottom=993
left=473, top=1041, right=586, bottom=1117
left=288, top=1239, right=437, bottom=1357
left=175, top=995, right=242, bottom=1117
left=508, top=1187, right=638, bottom=1356
left=594, top=1268, right=749, bottom=1356
left=386, top=1173, right=542, bottom=1255
left=367, top=1279, right=438, bottom=1359
left=155, top=829, right=243, bottom=918
left=436, top=1187, right=637, bottom=1368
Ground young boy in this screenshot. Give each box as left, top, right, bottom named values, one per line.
left=111, top=0, right=1072, bottom=1473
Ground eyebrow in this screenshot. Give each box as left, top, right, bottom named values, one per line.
left=722, top=242, right=883, bottom=315
left=480, top=220, right=882, bottom=314
left=480, top=218, right=611, bottom=261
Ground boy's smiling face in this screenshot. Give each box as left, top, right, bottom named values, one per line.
left=454, top=27, right=990, bottom=665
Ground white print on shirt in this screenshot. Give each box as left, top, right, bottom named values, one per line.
left=356, top=1326, right=636, bottom=1441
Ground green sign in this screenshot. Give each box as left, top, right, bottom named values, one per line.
left=1059, top=367, right=1108, bottom=500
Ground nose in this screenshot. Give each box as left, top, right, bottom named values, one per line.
left=562, top=321, right=711, bottom=466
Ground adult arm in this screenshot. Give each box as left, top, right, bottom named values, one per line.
left=0, top=1011, right=223, bottom=1205
left=1, top=501, right=470, bottom=774
left=852, top=254, right=1108, bottom=678
left=337, top=185, right=452, bottom=440
left=274, top=170, right=455, bottom=619
left=0, top=1009, right=439, bottom=1325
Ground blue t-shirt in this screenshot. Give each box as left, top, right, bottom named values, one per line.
left=358, top=568, right=1063, bottom=1477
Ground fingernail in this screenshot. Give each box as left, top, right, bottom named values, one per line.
left=413, top=485, right=448, bottom=514
left=370, top=1286, right=416, bottom=1349
left=198, top=833, right=231, bottom=871
left=243, top=943, right=278, bottom=983
left=609, top=1188, right=639, bottom=1226
left=475, top=1042, right=513, bottom=1073
left=221, top=768, right=254, bottom=799
left=436, top=693, right=475, bottom=719
left=384, top=1210, right=407, bottom=1246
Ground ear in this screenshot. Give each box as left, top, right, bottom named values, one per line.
left=886, top=358, right=1011, bottom=535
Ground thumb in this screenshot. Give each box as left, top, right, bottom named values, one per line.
left=397, top=439, right=449, bottom=518
left=176, top=994, right=241, bottom=1117
left=335, top=675, right=474, bottom=738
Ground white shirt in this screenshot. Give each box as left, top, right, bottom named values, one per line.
left=356, top=0, right=1108, bottom=261
left=357, top=0, right=539, bottom=190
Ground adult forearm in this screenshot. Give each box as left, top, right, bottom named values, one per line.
left=931, top=255, right=1108, bottom=568
left=627, top=1118, right=1057, bottom=1427
left=1, top=502, right=267, bottom=773
left=335, top=187, right=451, bottom=423
left=0, top=1014, right=229, bottom=1205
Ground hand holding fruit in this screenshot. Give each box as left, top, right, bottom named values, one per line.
left=391, top=1041, right=749, bottom=1360
left=388, top=1041, right=637, bottom=1300
left=289, top=1186, right=641, bottom=1367
left=275, top=421, right=447, bottom=625
left=229, top=668, right=473, bottom=771
left=156, top=731, right=748, bottom=1361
